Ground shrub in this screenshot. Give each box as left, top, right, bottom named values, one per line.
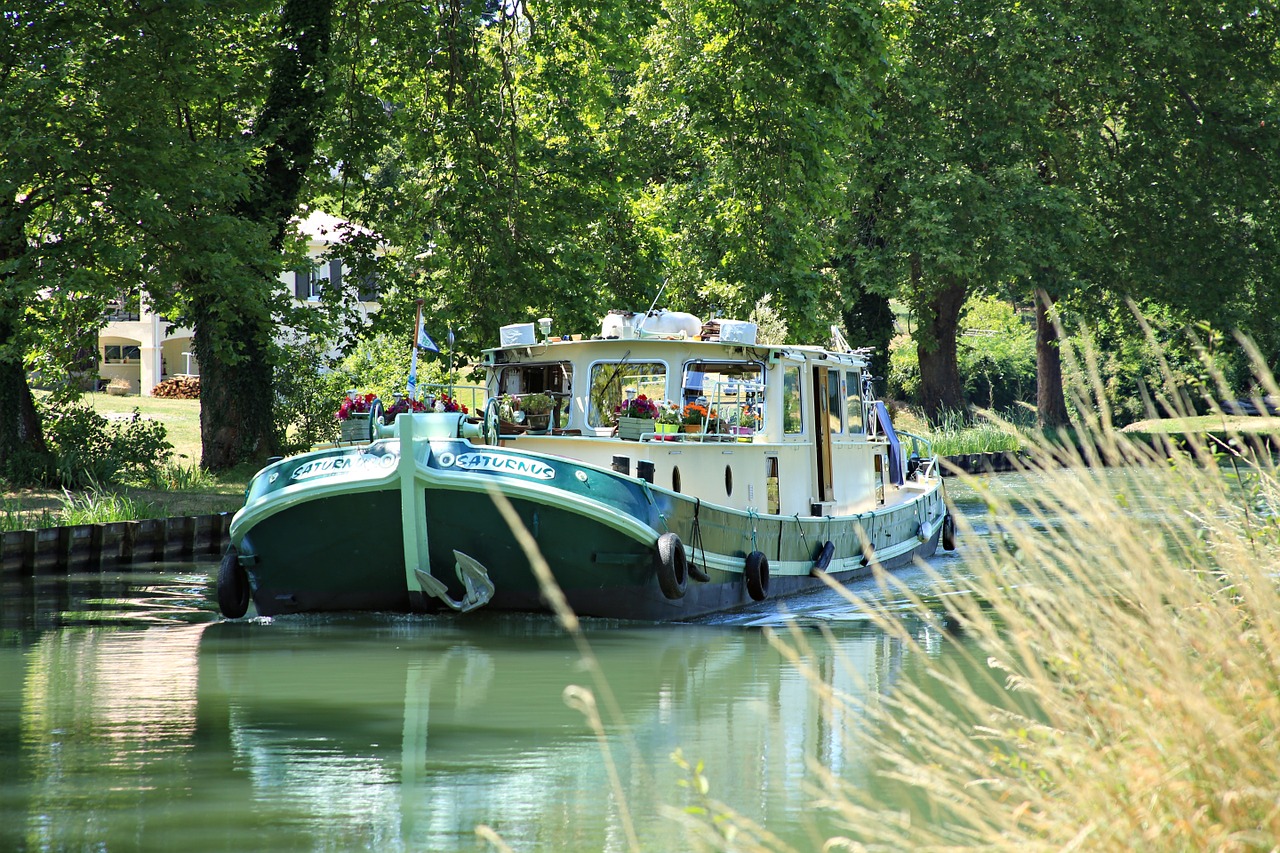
left=39, top=401, right=171, bottom=488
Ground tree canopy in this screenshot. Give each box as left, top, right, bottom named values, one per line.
left=3, top=0, right=1279, bottom=477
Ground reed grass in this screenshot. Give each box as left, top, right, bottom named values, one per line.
left=55, top=488, right=167, bottom=525
left=484, top=326, right=1280, bottom=851
left=759, top=338, right=1280, bottom=851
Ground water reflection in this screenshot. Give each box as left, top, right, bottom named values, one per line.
left=0, top=474, right=1030, bottom=851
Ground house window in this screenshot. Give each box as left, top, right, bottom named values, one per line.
left=103, top=345, right=141, bottom=364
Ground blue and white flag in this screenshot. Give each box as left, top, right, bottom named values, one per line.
left=417, top=323, right=440, bottom=353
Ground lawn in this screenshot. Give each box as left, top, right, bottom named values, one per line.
left=2, top=394, right=253, bottom=528
left=1121, top=414, right=1280, bottom=437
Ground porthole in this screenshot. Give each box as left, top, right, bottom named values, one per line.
left=724, top=465, right=733, bottom=497
left=672, top=466, right=682, bottom=493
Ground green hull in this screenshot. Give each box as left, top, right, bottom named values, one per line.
left=227, top=414, right=948, bottom=621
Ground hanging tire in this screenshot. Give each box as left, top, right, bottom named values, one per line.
left=654, top=532, right=688, bottom=599
left=942, top=513, right=957, bottom=551
left=217, top=546, right=251, bottom=619
left=745, top=550, right=770, bottom=601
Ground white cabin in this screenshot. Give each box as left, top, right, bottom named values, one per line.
left=483, top=316, right=917, bottom=519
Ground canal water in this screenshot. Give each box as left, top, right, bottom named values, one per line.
left=0, top=475, right=1038, bottom=852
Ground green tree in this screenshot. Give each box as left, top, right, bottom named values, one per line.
left=0, top=1, right=188, bottom=480
left=630, top=0, right=887, bottom=340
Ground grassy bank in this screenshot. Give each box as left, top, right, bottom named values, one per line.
left=2, top=394, right=251, bottom=530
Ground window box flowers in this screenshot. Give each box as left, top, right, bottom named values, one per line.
left=337, top=391, right=378, bottom=441
left=615, top=394, right=659, bottom=441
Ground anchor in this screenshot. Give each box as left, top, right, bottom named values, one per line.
left=415, top=550, right=496, bottom=612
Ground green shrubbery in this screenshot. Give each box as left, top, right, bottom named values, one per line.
left=37, top=401, right=172, bottom=488
left=271, top=332, right=459, bottom=453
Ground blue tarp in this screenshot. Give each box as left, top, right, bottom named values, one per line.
left=874, top=401, right=906, bottom=486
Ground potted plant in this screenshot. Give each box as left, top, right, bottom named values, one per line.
left=429, top=393, right=469, bottom=415
left=336, top=391, right=378, bottom=441
left=614, top=393, right=658, bottom=440
left=382, top=394, right=427, bottom=424
left=682, top=402, right=708, bottom=433
left=655, top=401, right=682, bottom=435
left=519, top=392, right=555, bottom=432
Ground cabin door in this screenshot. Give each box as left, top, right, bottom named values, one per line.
left=812, top=367, right=835, bottom=504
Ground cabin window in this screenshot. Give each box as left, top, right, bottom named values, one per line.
left=846, top=370, right=864, bottom=433
left=782, top=365, right=803, bottom=434
left=496, top=362, right=573, bottom=426
left=681, top=360, right=765, bottom=435
left=827, top=368, right=843, bottom=434
left=496, top=362, right=573, bottom=397
left=588, top=361, right=666, bottom=427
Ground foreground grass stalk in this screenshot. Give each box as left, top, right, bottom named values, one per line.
left=776, top=406, right=1280, bottom=851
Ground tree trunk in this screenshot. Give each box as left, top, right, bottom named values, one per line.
left=917, top=274, right=967, bottom=421
left=1035, top=288, right=1070, bottom=428
left=196, top=0, right=332, bottom=471
left=0, top=313, right=48, bottom=480
left=193, top=293, right=279, bottom=471
left=0, top=201, right=50, bottom=480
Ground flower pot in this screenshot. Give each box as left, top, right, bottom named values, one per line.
left=682, top=424, right=703, bottom=434
left=654, top=422, right=679, bottom=434
left=616, top=415, right=652, bottom=441
left=525, top=413, right=551, bottom=433
left=340, top=414, right=371, bottom=442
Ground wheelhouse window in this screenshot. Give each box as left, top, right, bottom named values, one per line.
left=827, top=368, right=843, bottom=434
left=845, top=370, right=864, bottom=433
left=496, top=362, right=573, bottom=397
left=589, top=361, right=666, bottom=427
left=782, top=364, right=803, bottom=435
left=682, top=360, right=765, bottom=434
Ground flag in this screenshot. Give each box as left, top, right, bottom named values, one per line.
left=417, top=323, right=440, bottom=353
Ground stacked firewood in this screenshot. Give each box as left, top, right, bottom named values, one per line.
left=152, top=376, right=201, bottom=399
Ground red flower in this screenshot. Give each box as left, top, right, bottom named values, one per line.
left=615, top=394, right=659, bottom=420
left=336, top=393, right=378, bottom=421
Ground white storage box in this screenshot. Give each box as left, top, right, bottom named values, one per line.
left=717, top=319, right=758, bottom=345
left=500, top=322, right=536, bottom=346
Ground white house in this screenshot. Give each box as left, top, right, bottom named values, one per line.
left=98, top=210, right=378, bottom=396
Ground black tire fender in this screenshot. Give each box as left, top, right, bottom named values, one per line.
left=745, top=550, right=770, bottom=601
left=217, top=546, right=251, bottom=619
left=654, top=532, right=688, bottom=599
left=942, top=513, right=957, bottom=551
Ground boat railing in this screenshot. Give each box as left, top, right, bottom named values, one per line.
left=896, top=430, right=940, bottom=480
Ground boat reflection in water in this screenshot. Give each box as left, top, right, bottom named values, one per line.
left=6, top=603, right=927, bottom=851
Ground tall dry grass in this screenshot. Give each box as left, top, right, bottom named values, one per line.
left=777, top=336, right=1280, bottom=851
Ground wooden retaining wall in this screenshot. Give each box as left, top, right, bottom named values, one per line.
left=0, top=513, right=232, bottom=575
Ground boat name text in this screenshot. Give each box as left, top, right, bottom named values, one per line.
left=436, top=451, right=556, bottom=480
left=290, top=452, right=398, bottom=482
